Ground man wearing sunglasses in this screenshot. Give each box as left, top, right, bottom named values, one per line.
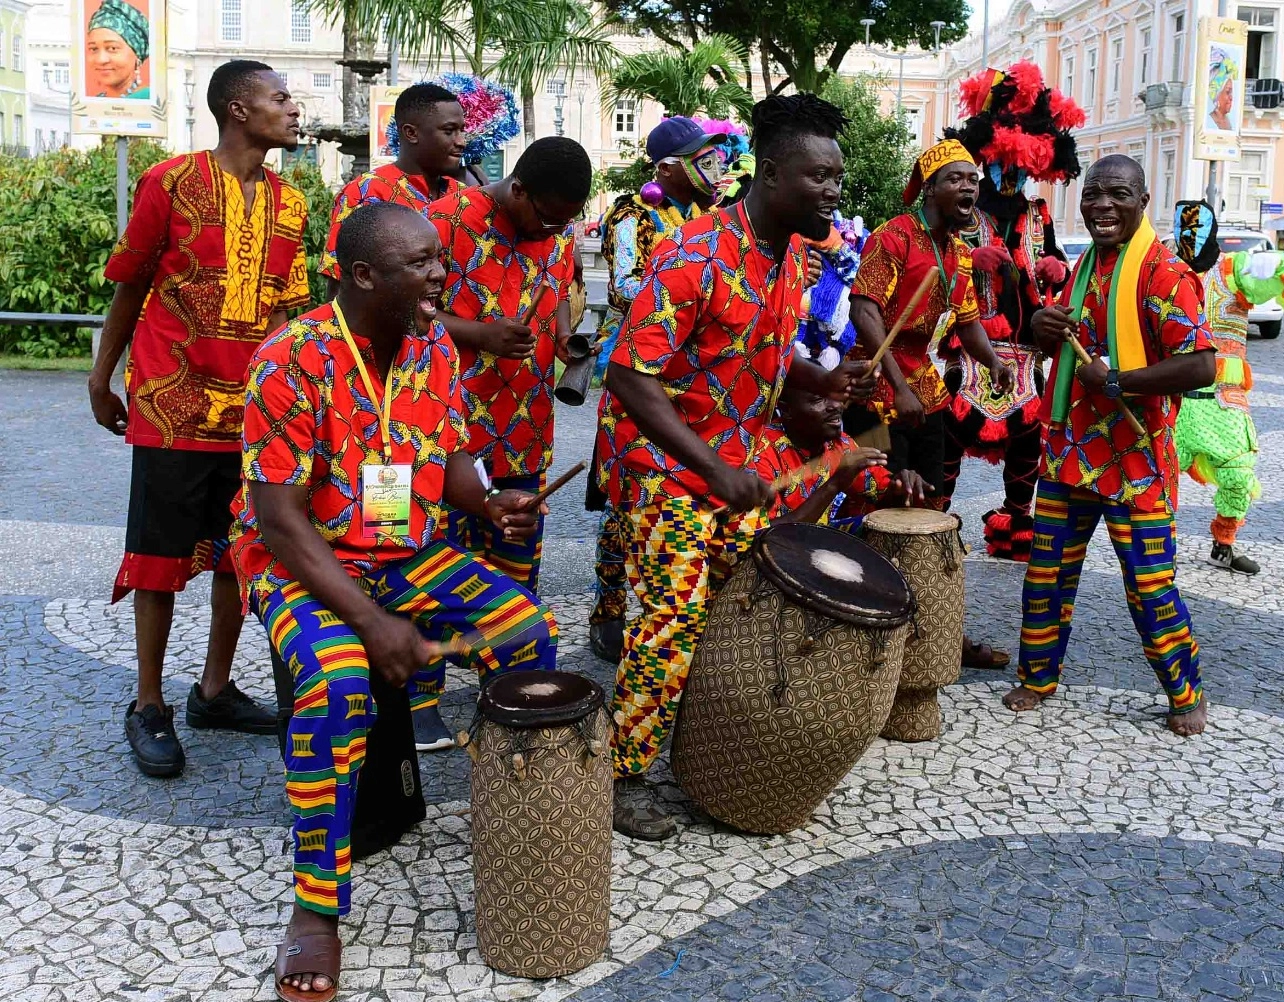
left=424, top=137, right=590, bottom=741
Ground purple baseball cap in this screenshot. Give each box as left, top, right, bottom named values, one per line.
left=646, top=116, right=727, bottom=161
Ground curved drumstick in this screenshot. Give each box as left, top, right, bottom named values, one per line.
left=522, top=281, right=551, bottom=325
left=1043, top=291, right=1148, bottom=437
left=865, top=268, right=940, bottom=370
left=520, top=460, right=587, bottom=511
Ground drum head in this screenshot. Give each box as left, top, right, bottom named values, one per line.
left=753, top=522, right=914, bottom=628
left=862, top=508, right=959, bottom=536
left=478, top=670, right=604, bottom=728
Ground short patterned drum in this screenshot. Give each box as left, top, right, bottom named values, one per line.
left=861, top=508, right=965, bottom=742
left=672, top=522, right=914, bottom=834
left=467, top=670, right=611, bottom=978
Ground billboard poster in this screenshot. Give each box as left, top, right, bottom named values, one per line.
left=370, top=85, right=405, bottom=169
left=70, top=0, right=168, bottom=137
left=1193, top=15, right=1249, bottom=162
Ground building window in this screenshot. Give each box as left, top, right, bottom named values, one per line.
left=1063, top=54, right=1076, bottom=97
left=1128, top=141, right=1147, bottom=179
left=13, top=113, right=21, bottom=145
left=1241, top=7, right=1278, bottom=80
left=221, top=0, right=243, bottom=43
left=1054, top=182, right=1067, bottom=228
left=290, top=1, right=312, bottom=44
left=13, top=34, right=21, bottom=72
left=903, top=106, right=924, bottom=146
left=0, top=29, right=8, bottom=69
left=1109, top=36, right=1124, bottom=98
left=1227, top=149, right=1269, bottom=216
left=312, top=71, right=332, bottom=89
left=1138, top=27, right=1153, bottom=90
left=42, top=60, right=70, bottom=89
left=1160, top=147, right=1177, bottom=215
left=613, top=99, right=636, bottom=136
left=1170, top=11, right=1187, bottom=82
left=1086, top=46, right=1099, bottom=104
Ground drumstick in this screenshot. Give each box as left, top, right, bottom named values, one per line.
left=867, top=268, right=940, bottom=370
left=1044, top=291, right=1148, bottom=437
left=522, top=281, right=551, bottom=326
left=709, top=449, right=857, bottom=517
left=519, top=460, right=587, bottom=511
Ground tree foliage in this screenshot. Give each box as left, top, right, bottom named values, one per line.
left=592, top=140, right=652, bottom=199
left=610, top=34, right=753, bottom=118
left=605, top=0, right=968, bottom=93
left=0, top=142, right=335, bottom=359
left=821, top=74, right=916, bottom=229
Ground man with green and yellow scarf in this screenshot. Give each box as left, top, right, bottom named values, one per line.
left=1004, top=154, right=1216, bottom=737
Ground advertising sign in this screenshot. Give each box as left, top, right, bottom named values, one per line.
left=1193, top=15, right=1249, bottom=162
left=70, top=0, right=168, bottom=137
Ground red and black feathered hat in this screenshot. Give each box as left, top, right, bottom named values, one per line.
left=945, top=61, right=1084, bottom=183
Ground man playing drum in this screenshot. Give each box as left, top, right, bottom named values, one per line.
left=598, top=93, right=875, bottom=840
left=1006, top=155, right=1214, bottom=737
left=229, top=203, right=558, bottom=1001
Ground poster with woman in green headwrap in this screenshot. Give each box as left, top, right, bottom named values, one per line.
left=71, top=0, right=166, bottom=136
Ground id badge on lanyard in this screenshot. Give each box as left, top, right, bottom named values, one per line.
left=333, top=301, right=412, bottom=540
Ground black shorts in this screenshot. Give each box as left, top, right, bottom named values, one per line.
left=124, top=446, right=241, bottom=559
left=887, top=410, right=946, bottom=496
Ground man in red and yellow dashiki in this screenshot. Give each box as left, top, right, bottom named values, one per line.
left=87, top=61, right=310, bottom=779
left=849, top=139, right=1015, bottom=671
left=319, top=83, right=465, bottom=295
left=1007, top=154, right=1215, bottom=738
left=430, top=136, right=592, bottom=594
left=600, top=94, right=873, bottom=841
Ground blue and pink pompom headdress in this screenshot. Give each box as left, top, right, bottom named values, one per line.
left=384, top=74, right=520, bottom=164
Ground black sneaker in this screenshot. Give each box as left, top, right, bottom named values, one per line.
left=413, top=704, right=456, bottom=752
left=125, top=701, right=185, bottom=778
left=1209, top=542, right=1260, bottom=575
left=185, top=680, right=277, bottom=734
left=589, top=619, right=624, bottom=663
left=612, top=777, right=676, bottom=841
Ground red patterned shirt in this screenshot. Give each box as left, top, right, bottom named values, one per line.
left=597, top=202, right=805, bottom=507
left=105, top=152, right=310, bottom=452
left=230, top=302, right=467, bottom=590
left=851, top=212, right=980, bottom=416
left=428, top=187, right=574, bottom=478
left=319, top=164, right=459, bottom=279
left=1042, top=238, right=1212, bottom=513
left=755, top=426, right=892, bottom=521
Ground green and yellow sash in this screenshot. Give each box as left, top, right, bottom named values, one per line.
left=1050, top=216, right=1156, bottom=422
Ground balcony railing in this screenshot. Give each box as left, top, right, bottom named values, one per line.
left=1247, top=78, right=1283, bottom=109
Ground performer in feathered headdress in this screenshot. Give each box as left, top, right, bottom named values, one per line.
left=938, top=61, right=1083, bottom=561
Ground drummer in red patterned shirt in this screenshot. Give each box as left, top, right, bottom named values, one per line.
left=599, top=94, right=876, bottom=840
left=319, top=83, right=466, bottom=295
left=429, top=137, right=592, bottom=595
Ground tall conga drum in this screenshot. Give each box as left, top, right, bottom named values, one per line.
left=860, top=509, right=965, bottom=742
left=672, top=522, right=914, bottom=834
left=467, top=671, right=611, bottom=978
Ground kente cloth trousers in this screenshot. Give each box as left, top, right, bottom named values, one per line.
left=443, top=472, right=546, bottom=594
left=612, top=498, right=765, bottom=778
left=591, top=505, right=628, bottom=624
left=250, top=540, right=558, bottom=916
left=1017, top=480, right=1203, bottom=714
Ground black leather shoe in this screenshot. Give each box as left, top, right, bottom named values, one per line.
left=589, top=619, right=624, bottom=663
left=125, top=701, right=185, bottom=778
left=185, top=680, right=277, bottom=734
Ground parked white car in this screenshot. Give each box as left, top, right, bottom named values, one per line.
left=1060, top=237, right=1091, bottom=271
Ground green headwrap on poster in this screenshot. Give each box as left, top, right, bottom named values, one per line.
left=88, top=0, right=149, bottom=63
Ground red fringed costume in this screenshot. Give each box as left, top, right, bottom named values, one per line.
left=939, top=62, right=1083, bottom=561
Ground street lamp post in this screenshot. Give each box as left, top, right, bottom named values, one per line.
left=549, top=78, right=566, bottom=138
left=574, top=79, right=588, bottom=145
left=183, top=68, right=195, bottom=152
left=862, top=18, right=948, bottom=113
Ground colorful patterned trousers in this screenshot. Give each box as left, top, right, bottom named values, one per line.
left=612, top=499, right=766, bottom=777
left=591, top=505, right=629, bottom=624
left=444, top=472, right=546, bottom=594
left=250, top=541, right=558, bottom=916
left=1017, top=480, right=1202, bottom=714
left=1176, top=396, right=1261, bottom=545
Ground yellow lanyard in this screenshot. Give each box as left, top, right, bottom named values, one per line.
left=333, top=302, right=395, bottom=465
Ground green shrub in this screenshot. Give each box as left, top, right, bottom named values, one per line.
left=0, top=141, right=336, bottom=359
left=592, top=140, right=652, bottom=201
left=820, top=75, right=917, bottom=230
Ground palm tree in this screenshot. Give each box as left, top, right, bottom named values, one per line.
left=310, top=0, right=619, bottom=142
left=609, top=34, right=753, bottom=120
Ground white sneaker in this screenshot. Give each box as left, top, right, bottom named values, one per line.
left=413, top=704, right=456, bottom=752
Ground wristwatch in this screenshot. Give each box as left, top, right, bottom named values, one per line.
left=482, top=486, right=503, bottom=518
left=1103, top=368, right=1123, bottom=399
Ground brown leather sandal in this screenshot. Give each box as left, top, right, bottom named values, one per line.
left=275, top=932, right=341, bottom=1002
left=962, top=638, right=1011, bottom=670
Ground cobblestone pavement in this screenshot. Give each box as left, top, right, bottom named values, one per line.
left=3, top=342, right=1284, bottom=1001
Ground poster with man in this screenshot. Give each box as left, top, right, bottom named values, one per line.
left=70, top=0, right=168, bottom=137
left=1194, top=15, right=1248, bottom=161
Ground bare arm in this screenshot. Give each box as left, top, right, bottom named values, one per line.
left=955, top=318, right=1003, bottom=369
left=850, top=295, right=911, bottom=394
left=87, top=280, right=150, bottom=435
left=1080, top=351, right=1216, bottom=397
left=605, top=362, right=773, bottom=511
